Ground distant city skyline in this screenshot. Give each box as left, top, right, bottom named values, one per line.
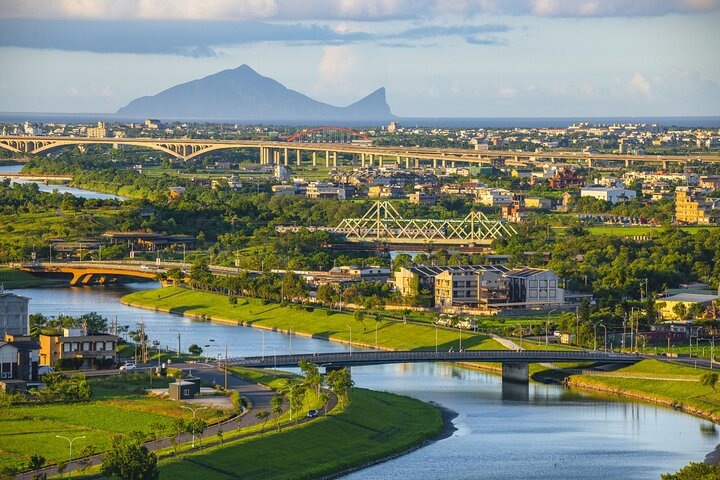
left=0, top=0, right=719, bottom=117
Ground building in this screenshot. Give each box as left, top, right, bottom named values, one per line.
left=660, top=293, right=718, bottom=320
left=168, top=186, right=186, bottom=200
left=86, top=122, right=107, bottom=138
left=580, top=186, right=637, bottom=204
left=306, top=182, right=347, bottom=200
left=408, top=192, right=438, bottom=205
left=699, top=176, right=720, bottom=192
left=524, top=197, right=553, bottom=209
left=387, top=121, right=399, bottom=133
left=101, top=232, right=194, bottom=252
left=0, top=292, right=30, bottom=337
left=368, top=185, right=404, bottom=199
left=144, top=119, right=162, bottom=129
left=549, top=168, right=584, bottom=189
left=0, top=334, right=40, bottom=392
left=675, top=187, right=720, bottom=225
left=505, top=268, right=565, bottom=307
left=476, top=188, right=514, bottom=207
left=39, top=328, right=118, bottom=369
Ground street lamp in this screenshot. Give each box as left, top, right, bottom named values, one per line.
left=546, top=308, right=558, bottom=349
left=260, top=330, right=265, bottom=360
left=181, top=405, right=208, bottom=448
left=289, top=324, right=296, bottom=355
left=434, top=323, right=438, bottom=355
left=346, top=325, right=352, bottom=356
left=56, top=435, right=85, bottom=479
left=599, top=323, right=608, bottom=354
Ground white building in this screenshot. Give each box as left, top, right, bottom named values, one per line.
left=0, top=293, right=30, bottom=337
left=477, top=188, right=514, bottom=207
left=580, top=186, right=637, bottom=204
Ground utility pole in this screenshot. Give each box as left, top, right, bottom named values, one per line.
left=224, top=345, right=228, bottom=390
left=177, top=332, right=181, bottom=357
left=138, top=319, right=147, bottom=363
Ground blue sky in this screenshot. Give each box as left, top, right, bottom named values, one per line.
left=0, top=0, right=719, bottom=117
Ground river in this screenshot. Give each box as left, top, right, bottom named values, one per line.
left=9, top=283, right=719, bottom=479
left=0, top=164, right=125, bottom=200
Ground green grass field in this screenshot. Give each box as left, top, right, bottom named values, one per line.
left=122, top=286, right=503, bottom=352
left=157, top=388, right=443, bottom=480
left=0, top=268, right=59, bottom=288
left=583, top=225, right=718, bottom=237
left=0, top=374, right=226, bottom=472
left=568, top=359, right=720, bottom=421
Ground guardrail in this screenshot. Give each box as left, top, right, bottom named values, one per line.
left=226, top=350, right=639, bottom=368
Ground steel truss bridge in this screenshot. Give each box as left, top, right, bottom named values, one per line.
left=1, top=135, right=716, bottom=168
left=331, top=201, right=517, bottom=245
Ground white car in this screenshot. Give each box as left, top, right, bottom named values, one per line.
left=119, top=362, right=136, bottom=372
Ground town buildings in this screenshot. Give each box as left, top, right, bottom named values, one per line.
left=675, top=187, right=720, bottom=224
left=39, top=327, right=118, bottom=369
left=580, top=186, right=637, bottom=204
left=0, top=292, right=30, bottom=337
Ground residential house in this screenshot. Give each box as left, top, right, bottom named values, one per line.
left=40, top=327, right=118, bottom=369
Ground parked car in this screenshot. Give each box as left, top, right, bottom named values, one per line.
left=38, top=366, right=54, bottom=376
left=306, top=409, right=319, bottom=418
left=119, top=362, right=136, bottom=372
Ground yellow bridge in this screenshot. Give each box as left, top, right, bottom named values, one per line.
left=14, top=262, right=165, bottom=286
left=1, top=135, right=717, bottom=169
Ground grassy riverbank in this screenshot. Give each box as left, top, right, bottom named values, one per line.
left=0, top=267, right=60, bottom=288
left=158, top=388, right=444, bottom=480
left=0, top=374, right=227, bottom=473
left=567, top=359, right=720, bottom=422
left=121, top=286, right=502, bottom=352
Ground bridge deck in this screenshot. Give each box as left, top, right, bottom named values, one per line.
left=227, top=350, right=640, bottom=369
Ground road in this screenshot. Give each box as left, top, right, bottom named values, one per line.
left=14, top=366, right=337, bottom=480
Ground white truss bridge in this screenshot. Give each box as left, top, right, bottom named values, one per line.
left=329, top=201, right=517, bottom=245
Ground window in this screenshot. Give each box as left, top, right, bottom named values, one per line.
left=550, top=280, right=556, bottom=288
left=529, top=290, right=538, bottom=298
left=183, top=389, right=190, bottom=396
left=539, top=280, right=547, bottom=288
left=550, top=289, right=557, bottom=298
left=63, top=343, right=71, bottom=352
left=540, top=290, right=548, bottom=298
left=529, top=280, right=538, bottom=288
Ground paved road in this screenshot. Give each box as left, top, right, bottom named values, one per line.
left=15, top=367, right=337, bottom=480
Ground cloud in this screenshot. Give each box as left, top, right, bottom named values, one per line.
left=0, top=19, right=512, bottom=55
left=627, top=73, right=653, bottom=98
left=315, top=45, right=361, bottom=93
left=2, top=0, right=718, bottom=20
left=497, top=86, right=517, bottom=98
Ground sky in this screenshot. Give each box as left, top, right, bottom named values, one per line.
left=0, top=0, right=719, bottom=118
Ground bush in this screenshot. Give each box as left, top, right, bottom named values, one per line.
left=305, top=306, right=314, bottom=313
left=229, top=296, right=238, bottom=305
left=324, top=310, right=334, bottom=317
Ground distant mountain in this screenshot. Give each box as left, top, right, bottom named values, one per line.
left=116, top=64, right=395, bottom=123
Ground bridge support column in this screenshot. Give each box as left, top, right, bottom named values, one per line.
left=312, top=152, right=317, bottom=167
left=625, top=159, right=631, bottom=168
left=587, top=158, right=593, bottom=168
left=433, top=159, right=438, bottom=169
left=415, top=158, right=419, bottom=168
left=284, top=148, right=289, bottom=166
left=502, top=362, right=529, bottom=385
left=324, top=150, right=329, bottom=168
left=379, top=155, right=384, bottom=167
left=662, top=160, right=669, bottom=170
left=361, top=153, right=366, bottom=167
left=333, top=151, right=337, bottom=167
left=296, top=149, right=301, bottom=166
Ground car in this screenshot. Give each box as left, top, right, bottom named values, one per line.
left=119, top=362, right=136, bottom=372
left=306, top=409, right=319, bottom=418
left=140, top=265, right=151, bottom=270
left=38, top=365, right=55, bottom=376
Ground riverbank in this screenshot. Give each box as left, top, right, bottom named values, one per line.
left=0, top=267, right=61, bottom=288
left=566, top=359, right=720, bottom=424
left=157, top=388, right=445, bottom=480
left=121, top=286, right=502, bottom=352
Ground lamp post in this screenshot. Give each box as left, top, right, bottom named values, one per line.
left=593, top=322, right=598, bottom=351
left=289, top=324, right=296, bottom=355
left=260, top=330, right=265, bottom=360
left=56, top=435, right=85, bottom=479
left=546, top=308, right=558, bottom=349
left=599, top=323, right=607, bottom=354
left=181, top=405, right=208, bottom=448
left=346, top=325, right=352, bottom=356
left=434, top=323, right=438, bottom=355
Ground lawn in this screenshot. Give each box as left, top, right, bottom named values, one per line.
left=157, top=388, right=443, bottom=480
left=122, top=286, right=504, bottom=352
left=0, top=268, right=59, bottom=288
left=567, top=359, right=720, bottom=421
left=584, top=225, right=718, bottom=237
left=0, top=374, right=226, bottom=473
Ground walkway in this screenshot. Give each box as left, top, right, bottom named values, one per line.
left=14, top=367, right=337, bottom=480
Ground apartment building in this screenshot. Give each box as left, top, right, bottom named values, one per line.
left=0, top=292, right=30, bottom=337
left=675, top=187, right=720, bottom=225
left=40, top=328, right=118, bottom=369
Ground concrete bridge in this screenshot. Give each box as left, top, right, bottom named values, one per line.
left=227, top=349, right=640, bottom=386
left=0, top=172, right=74, bottom=183
left=0, top=135, right=716, bottom=168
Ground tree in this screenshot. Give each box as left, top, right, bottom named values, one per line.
left=255, top=410, right=270, bottom=434
left=319, top=391, right=331, bottom=415
left=76, top=445, right=96, bottom=471
left=166, top=267, right=186, bottom=285
left=325, top=368, right=354, bottom=407
left=101, top=431, right=158, bottom=480
left=271, top=395, right=284, bottom=431
left=661, top=461, right=720, bottom=479
left=289, top=383, right=307, bottom=423
left=701, top=372, right=718, bottom=392
left=189, top=258, right=213, bottom=290
left=299, top=360, right=322, bottom=396
left=188, top=344, right=203, bottom=355
left=27, top=455, right=45, bottom=471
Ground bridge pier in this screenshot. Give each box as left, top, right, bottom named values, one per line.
left=501, top=362, right=529, bottom=385
left=361, top=153, right=366, bottom=167
left=415, top=158, right=419, bottom=168
left=312, top=152, right=317, bottom=167
left=625, top=159, right=631, bottom=168
left=333, top=151, right=337, bottom=167
left=284, top=148, right=289, bottom=166
left=325, top=150, right=330, bottom=168
left=296, top=149, right=301, bottom=166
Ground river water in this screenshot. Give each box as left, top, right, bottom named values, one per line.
left=8, top=283, right=718, bottom=479
left=0, top=164, right=125, bottom=200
